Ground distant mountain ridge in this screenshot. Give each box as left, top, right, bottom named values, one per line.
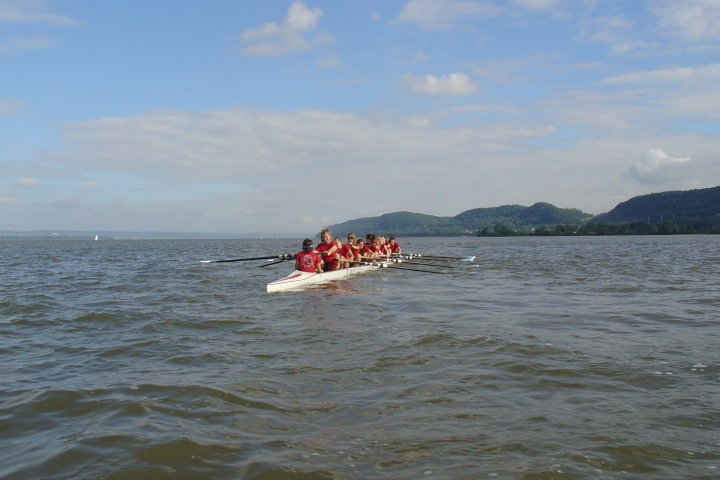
left=593, top=186, right=720, bottom=224
left=328, top=186, right=720, bottom=236
left=328, top=202, right=593, bottom=236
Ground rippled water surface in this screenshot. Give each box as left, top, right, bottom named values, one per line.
left=2, top=236, right=719, bottom=479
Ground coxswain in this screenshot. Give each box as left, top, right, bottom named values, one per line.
left=316, top=228, right=340, bottom=271
left=295, top=239, right=323, bottom=273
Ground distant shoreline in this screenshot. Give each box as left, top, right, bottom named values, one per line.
left=0, top=231, right=309, bottom=241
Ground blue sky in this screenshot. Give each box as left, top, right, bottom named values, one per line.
left=2, top=0, right=719, bottom=233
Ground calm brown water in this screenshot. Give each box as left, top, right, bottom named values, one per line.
left=1, top=236, right=719, bottom=479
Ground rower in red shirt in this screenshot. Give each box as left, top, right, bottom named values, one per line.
left=316, top=228, right=339, bottom=271
left=347, top=233, right=362, bottom=264
left=378, top=236, right=390, bottom=257
left=335, top=237, right=352, bottom=269
left=387, top=237, right=401, bottom=256
left=362, top=234, right=379, bottom=260
left=375, top=237, right=388, bottom=258
left=355, top=238, right=366, bottom=261
left=295, top=239, right=323, bottom=273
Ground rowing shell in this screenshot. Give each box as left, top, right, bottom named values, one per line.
left=266, top=262, right=386, bottom=293
left=265, top=255, right=475, bottom=293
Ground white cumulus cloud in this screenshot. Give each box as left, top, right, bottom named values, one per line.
left=403, top=72, right=477, bottom=95
left=241, top=1, right=332, bottom=56
left=630, top=148, right=691, bottom=184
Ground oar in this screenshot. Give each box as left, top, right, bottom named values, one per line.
left=394, top=260, right=455, bottom=269
left=411, top=254, right=476, bottom=262
left=257, top=258, right=290, bottom=268
left=363, top=261, right=446, bottom=274
left=201, top=254, right=291, bottom=264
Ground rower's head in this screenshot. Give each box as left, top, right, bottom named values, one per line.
left=389, top=237, right=396, bottom=244
left=347, top=233, right=356, bottom=243
left=320, top=228, right=332, bottom=244
left=334, top=237, right=343, bottom=246
left=302, top=239, right=315, bottom=250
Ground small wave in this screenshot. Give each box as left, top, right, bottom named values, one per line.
left=575, top=443, right=712, bottom=473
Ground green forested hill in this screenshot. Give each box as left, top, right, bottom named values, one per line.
left=328, top=202, right=593, bottom=236
left=326, top=186, right=720, bottom=236
left=456, top=202, right=592, bottom=230
left=328, top=212, right=460, bottom=236
left=593, top=186, right=720, bottom=224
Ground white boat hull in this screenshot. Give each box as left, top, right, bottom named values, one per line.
left=267, top=264, right=381, bottom=292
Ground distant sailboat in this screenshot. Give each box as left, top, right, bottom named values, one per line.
left=94, top=234, right=99, bottom=241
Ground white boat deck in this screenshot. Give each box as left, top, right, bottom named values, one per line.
left=266, top=263, right=382, bottom=292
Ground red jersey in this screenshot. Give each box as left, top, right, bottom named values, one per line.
left=348, top=242, right=361, bottom=257
left=316, top=242, right=339, bottom=270
left=295, top=251, right=322, bottom=272
left=338, top=244, right=352, bottom=260
left=388, top=241, right=400, bottom=254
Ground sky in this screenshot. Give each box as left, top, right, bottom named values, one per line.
left=1, top=0, right=719, bottom=234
